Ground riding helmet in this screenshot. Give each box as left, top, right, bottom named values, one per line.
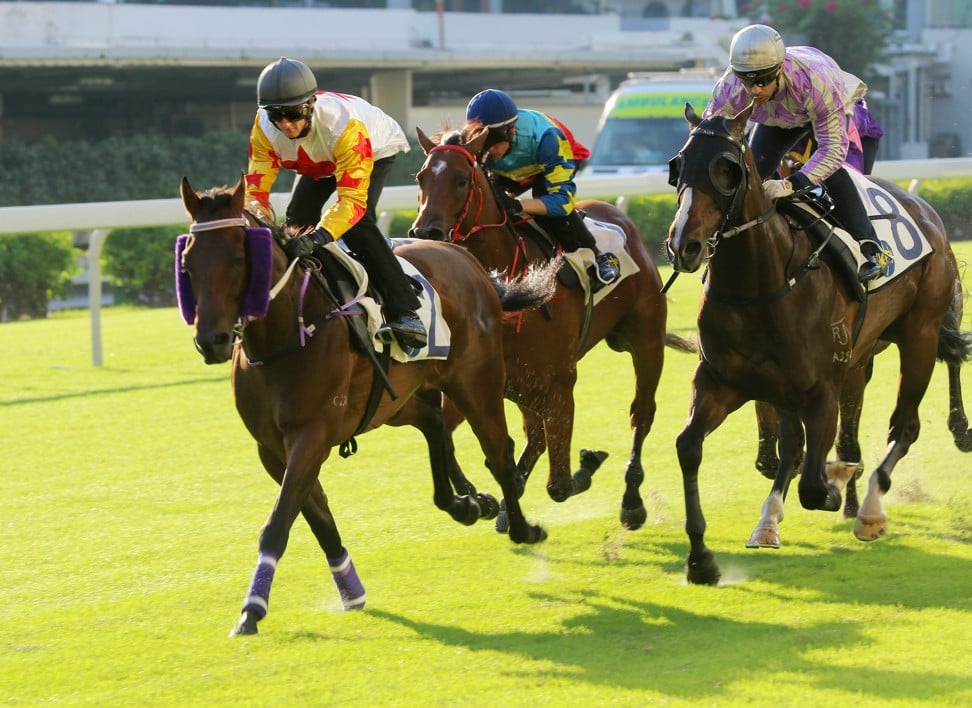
left=257, top=57, right=318, bottom=107
left=729, top=24, right=786, bottom=82
left=466, top=89, right=519, bottom=129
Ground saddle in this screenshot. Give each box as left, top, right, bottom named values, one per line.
left=775, top=189, right=867, bottom=303
left=510, top=212, right=604, bottom=292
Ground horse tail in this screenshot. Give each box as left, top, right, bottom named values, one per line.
left=490, top=258, right=559, bottom=313
left=937, top=305, right=972, bottom=366
left=937, top=305, right=972, bottom=452
left=666, top=331, right=699, bottom=354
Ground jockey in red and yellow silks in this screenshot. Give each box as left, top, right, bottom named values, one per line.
left=245, top=91, right=409, bottom=238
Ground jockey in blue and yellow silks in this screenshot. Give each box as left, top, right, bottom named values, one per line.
left=464, top=89, right=619, bottom=286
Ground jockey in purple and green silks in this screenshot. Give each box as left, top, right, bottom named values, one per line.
left=702, top=24, right=890, bottom=284
left=464, top=88, right=620, bottom=286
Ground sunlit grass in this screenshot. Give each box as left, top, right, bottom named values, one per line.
left=1, top=241, right=970, bottom=705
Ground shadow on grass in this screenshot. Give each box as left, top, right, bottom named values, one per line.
left=0, top=375, right=225, bottom=407
left=364, top=586, right=964, bottom=703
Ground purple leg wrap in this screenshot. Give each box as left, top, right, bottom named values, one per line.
left=243, top=551, right=278, bottom=620
left=328, top=547, right=366, bottom=610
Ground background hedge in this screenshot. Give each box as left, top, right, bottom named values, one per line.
left=1, top=130, right=969, bottom=319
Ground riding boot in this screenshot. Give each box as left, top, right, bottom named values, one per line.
left=824, top=168, right=892, bottom=283
left=342, top=222, right=427, bottom=349
left=540, top=211, right=620, bottom=286
left=565, top=210, right=620, bottom=285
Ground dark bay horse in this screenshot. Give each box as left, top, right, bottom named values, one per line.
left=666, top=103, right=972, bottom=585
left=179, top=176, right=552, bottom=635
left=410, top=125, right=670, bottom=530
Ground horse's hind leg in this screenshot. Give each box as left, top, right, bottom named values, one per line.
left=856, top=332, right=938, bottom=541
left=833, top=361, right=870, bottom=519
left=444, top=378, right=546, bottom=545
left=747, top=411, right=803, bottom=548
left=754, top=401, right=780, bottom=480
left=405, top=391, right=499, bottom=525
left=947, top=363, right=972, bottom=451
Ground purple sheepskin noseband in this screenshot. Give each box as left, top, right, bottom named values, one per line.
left=175, top=223, right=274, bottom=326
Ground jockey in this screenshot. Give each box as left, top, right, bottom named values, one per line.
left=245, top=56, right=426, bottom=349
left=464, top=88, right=621, bottom=286
left=703, top=24, right=891, bottom=283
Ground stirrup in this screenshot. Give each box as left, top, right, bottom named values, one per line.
left=594, top=252, right=621, bottom=285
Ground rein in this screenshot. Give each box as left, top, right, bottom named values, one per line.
left=429, top=144, right=510, bottom=242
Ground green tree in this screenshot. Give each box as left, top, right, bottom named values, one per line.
left=102, top=226, right=185, bottom=307
left=744, top=0, right=892, bottom=79
left=0, top=233, right=76, bottom=321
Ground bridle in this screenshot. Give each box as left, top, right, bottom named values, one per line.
left=668, top=122, right=776, bottom=253
left=426, top=144, right=510, bottom=242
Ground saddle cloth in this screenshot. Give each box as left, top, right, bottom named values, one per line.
left=790, top=171, right=934, bottom=295
left=559, top=216, right=641, bottom=305
left=323, top=241, right=451, bottom=363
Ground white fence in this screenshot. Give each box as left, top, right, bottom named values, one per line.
left=3, top=159, right=971, bottom=365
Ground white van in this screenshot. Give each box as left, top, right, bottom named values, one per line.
left=581, top=70, right=718, bottom=176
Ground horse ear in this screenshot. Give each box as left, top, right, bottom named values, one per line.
left=684, top=103, right=702, bottom=128
left=466, top=127, right=489, bottom=156
left=231, top=173, right=246, bottom=214
left=180, top=176, right=201, bottom=216
left=728, top=102, right=755, bottom=137
left=416, top=126, right=435, bottom=155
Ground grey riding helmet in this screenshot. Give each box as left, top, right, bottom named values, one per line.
left=257, top=57, right=318, bottom=107
left=729, top=24, right=786, bottom=83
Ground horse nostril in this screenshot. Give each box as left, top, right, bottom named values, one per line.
left=212, top=331, right=233, bottom=348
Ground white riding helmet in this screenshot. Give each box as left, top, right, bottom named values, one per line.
left=729, top=24, right=786, bottom=81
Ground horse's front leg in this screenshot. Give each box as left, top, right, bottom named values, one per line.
left=540, top=393, right=579, bottom=503
left=675, top=364, right=746, bottom=585
left=747, top=410, right=803, bottom=549
left=834, top=361, right=869, bottom=518
left=495, top=406, right=547, bottom=534
left=231, top=435, right=330, bottom=637
left=797, top=388, right=842, bottom=513
left=754, top=401, right=781, bottom=479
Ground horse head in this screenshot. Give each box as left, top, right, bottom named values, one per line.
left=410, top=125, right=503, bottom=243
left=666, top=102, right=767, bottom=273
left=179, top=175, right=274, bottom=364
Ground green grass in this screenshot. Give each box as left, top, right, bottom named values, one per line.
left=2, top=243, right=971, bottom=706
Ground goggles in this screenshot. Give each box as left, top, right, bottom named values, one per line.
left=265, top=103, right=312, bottom=123
left=733, top=67, right=780, bottom=88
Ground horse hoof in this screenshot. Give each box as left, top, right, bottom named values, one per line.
left=229, top=611, right=259, bottom=637
left=854, top=513, right=888, bottom=542
left=494, top=502, right=509, bottom=534
left=686, top=548, right=721, bottom=586
left=547, top=480, right=572, bottom=503
left=572, top=469, right=593, bottom=493
left=458, top=496, right=481, bottom=526
left=508, top=523, right=547, bottom=545
left=478, top=494, right=500, bottom=520
left=620, top=505, right=647, bottom=531
left=579, top=448, right=609, bottom=472
left=745, top=526, right=781, bottom=549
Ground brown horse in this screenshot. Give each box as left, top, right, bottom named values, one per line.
left=666, top=103, right=972, bottom=585
left=410, top=125, right=670, bottom=530
left=179, top=175, right=552, bottom=635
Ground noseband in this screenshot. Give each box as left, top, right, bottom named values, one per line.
left=427, top=144, right=509, bottom=242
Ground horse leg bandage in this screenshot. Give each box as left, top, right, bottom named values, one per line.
left=328, top=547, right=366, bottom=610
left=243, top=551, right=278, bottom=620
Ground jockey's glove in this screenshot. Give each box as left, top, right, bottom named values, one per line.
left=283, top=226, right=333, bottom=260
left=762, top=178, right=794, bottom=201
left=497, top=191, right=523, bottom=216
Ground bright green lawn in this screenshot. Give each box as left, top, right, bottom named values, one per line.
left=1, top=243, right=971, bottom=706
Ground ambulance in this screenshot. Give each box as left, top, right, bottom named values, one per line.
left=581, top=70, right=718, bottom=176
